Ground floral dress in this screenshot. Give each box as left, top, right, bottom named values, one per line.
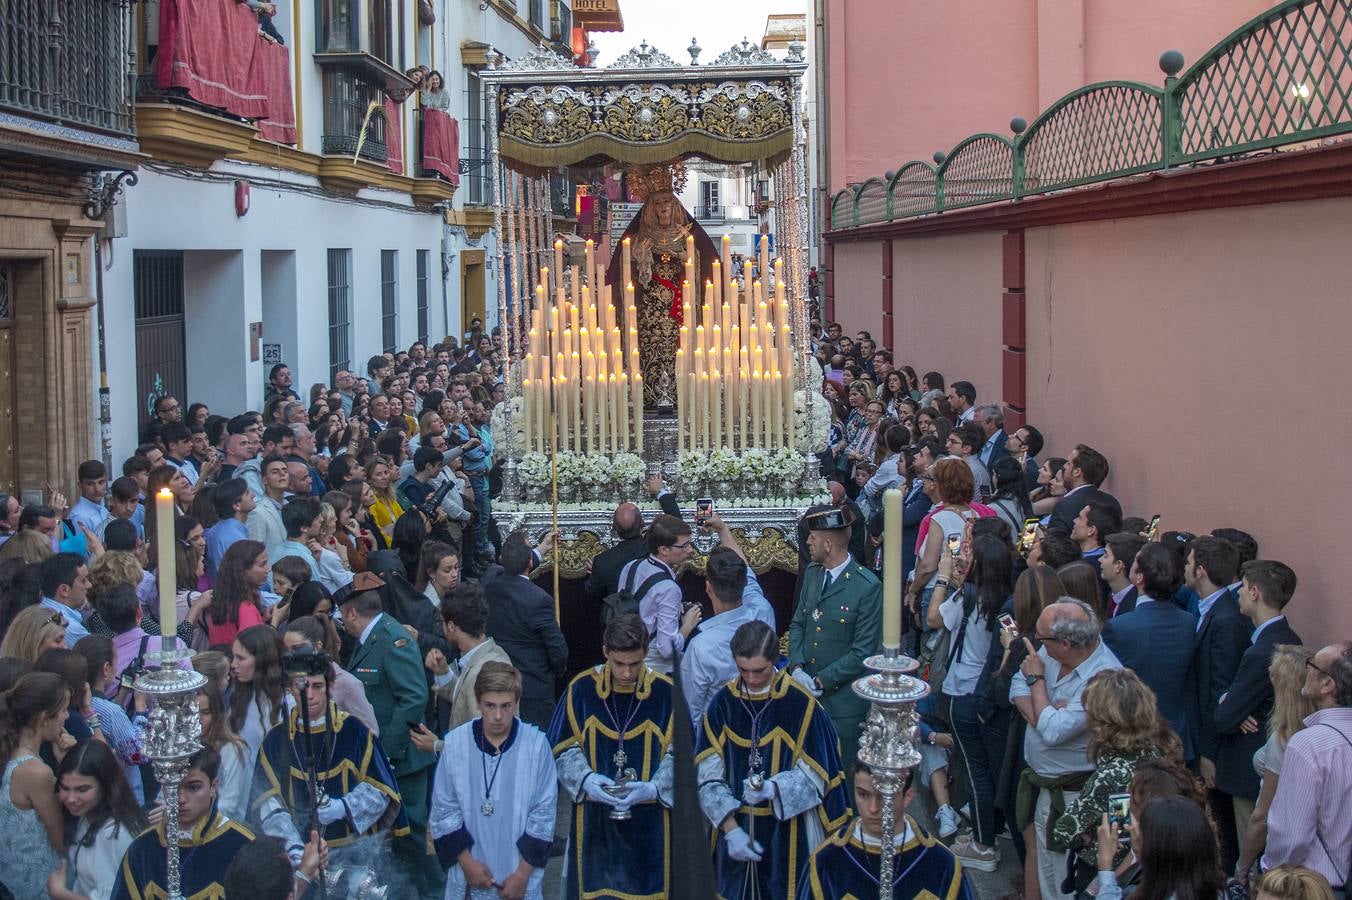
left=1049, top=749, right=1157, bottom=869
left=0, top=755, right=61, bottom=900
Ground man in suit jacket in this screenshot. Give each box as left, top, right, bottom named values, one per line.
left=1100, top=532, right=1146, bottom=617
left=339, top=583, right=443, bottom=897
left=1213, top=559, right=1302, bottom=871
left=787, top=506, right=882, bottom=766
left=974, top=404, right=1009, bottom=468
left=485, top=531, right=569, bottom=729
left=1185, top=537, right=1250, bottom=777
left=1047, top=444, right=1122, bottom=534
left=424, top=582, right=511, bottom=731
left=1102, top=543, right=1198, bottom=758
left=583, top=477, right=682, bottom=603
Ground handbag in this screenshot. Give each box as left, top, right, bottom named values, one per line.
left=919, top=584, right=973, bottom=691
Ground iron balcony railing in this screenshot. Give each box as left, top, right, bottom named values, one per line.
left=695, top=204, right=726, bottom=222
left=829, top=0, right=1352, bottom=229
left=0, top=0, right=136, bottom=137
left=322, top=68, right=388, bottom=160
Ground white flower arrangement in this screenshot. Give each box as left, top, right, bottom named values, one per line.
left=578, top=453, right=612, bottom=486
left=793, top=389, right=830, bottom=453
left=610, top=453, right=646, bottom=485
left=517, top=452, right=552, bottom=488
left=741, top=448, right=771, bottom=480
left=706, top=448, right=742, bottom=482
left=677, top=450, right=709, bottom=484
left=768, top=446, right=803, bottom=480
left=489, top=398, right=526, bottom=452
left=554, top=451, right=583, bottom=484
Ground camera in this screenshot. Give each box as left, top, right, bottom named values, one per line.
left=420, top=478, right=456, bottom=519
left=282, top=650, right=332, bottom=678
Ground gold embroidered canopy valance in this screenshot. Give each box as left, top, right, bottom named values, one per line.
left=481, top=40, right=808, bottom=168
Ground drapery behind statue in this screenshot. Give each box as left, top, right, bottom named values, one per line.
left=605, top=162, right=717, bottom=410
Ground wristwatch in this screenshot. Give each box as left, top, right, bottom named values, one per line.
left=1025, top=674, right=1044, bottom=685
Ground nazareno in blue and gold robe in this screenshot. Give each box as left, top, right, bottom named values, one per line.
left=110, top=809, right=255, bottom=900
left=548, top=664, right=676, bottom=900
left=696, top=669, right=851, bottom=900
left=253, top=704, right=409, bottom=848
left=799, top=817, right=976, bottom=900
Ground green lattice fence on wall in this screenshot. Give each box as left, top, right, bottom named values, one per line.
left=830, top=0, right=1352, bottom=229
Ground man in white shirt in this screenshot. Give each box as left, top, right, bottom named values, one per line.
left=69, top=460, right=111, bottom=536
left=948, top=380, right=977, bottom=423
left=616, top=514, right=701, bottom=675
left=1010, top=598, right=1123, bottom=899
left=421, top=583, right=512, bottom=733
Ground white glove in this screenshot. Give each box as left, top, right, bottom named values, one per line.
left=582, top=773, right=624, bottom=807
left=316, top=797, right=346, bottom=825
left=613, top=780, right=658, bottom=812
left=791, top=667, right=822, bottom=697
left=741, top=776, right=775, bottom=805
left=724, top=827, right=764, bottom=862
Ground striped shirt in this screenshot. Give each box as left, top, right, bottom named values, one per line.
left=1262, top=706, right=1352, bottom=887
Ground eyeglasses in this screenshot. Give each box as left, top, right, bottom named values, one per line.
left=672, top=541, right=694, bottom=551
left=47, top=612, right=66, bottom=627
left=1305, top=658, right=1334, bottom=678
left=1034, top=633, right=1064, bottom=644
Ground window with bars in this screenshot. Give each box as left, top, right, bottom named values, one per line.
left=415, top=250, right=430, bottom=345
left=381, top=249, right=398, bottom=353
left=327, top=249, right=353, bottom=381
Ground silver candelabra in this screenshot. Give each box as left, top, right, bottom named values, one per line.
left=134, top=640, right=208, bottom=900
left=852, top=647, right=929, bottom=900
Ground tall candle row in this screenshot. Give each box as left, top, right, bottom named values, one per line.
left=522, top=239, right=642, bottom=455
left=676, top=234, right=796, bottom=453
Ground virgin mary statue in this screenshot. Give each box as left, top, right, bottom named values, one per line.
left=606, top=161, right=717, bottom=410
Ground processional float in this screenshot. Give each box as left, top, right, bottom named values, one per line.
left=481, top=39, right=930, bottom=899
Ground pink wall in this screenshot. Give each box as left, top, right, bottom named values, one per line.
left=890, top=232, right=1004, bottom=403
left=830, top=241, right=884, bottom=341
left=827, top=0, right=1275, bottom=191
left=1023, top=198, right=1352, bottom=643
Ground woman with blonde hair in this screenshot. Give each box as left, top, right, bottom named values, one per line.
left=1236, top=644, right=1318, bottom=886
left=1254, top=865, right=1335, bottom=900
left=365, top=455, right=404, bottom=540
left=1051, top=668, right=1182, bottom=891
left=0, top=530, right=54, bottom=565
left=0, top=604, right=68, bottom=663
left=87, top=551, right=142, bottom=600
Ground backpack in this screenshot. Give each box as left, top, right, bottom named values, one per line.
left=117, top=635, right=153, bottom=711
left=602, top=562, right=673, bottom=626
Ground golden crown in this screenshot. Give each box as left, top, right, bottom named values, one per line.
left=627, top=161, right=688, bottom=202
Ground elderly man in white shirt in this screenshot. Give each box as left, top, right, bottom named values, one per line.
left=1009, top=597, right=1122, bottom=900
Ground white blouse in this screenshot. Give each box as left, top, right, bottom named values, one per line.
left=68, top=819, right=138, bottom=900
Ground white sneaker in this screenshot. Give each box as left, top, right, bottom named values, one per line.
left=952, top=839, right=999, bottom=873
left=936, top=804, right=960, bottom=840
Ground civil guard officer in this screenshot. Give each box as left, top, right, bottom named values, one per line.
left=786, top=506, right=882, bottom=765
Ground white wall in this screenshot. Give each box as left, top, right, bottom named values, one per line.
left=108, top=165, right=446, bottom=463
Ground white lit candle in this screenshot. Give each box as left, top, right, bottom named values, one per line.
left=155, top=488, right=176, bottom=636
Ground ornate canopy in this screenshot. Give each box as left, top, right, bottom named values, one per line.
left=480, top=40, right=807, bottom=168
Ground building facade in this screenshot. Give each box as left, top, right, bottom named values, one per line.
left=0, top=0, right=141, bottom=500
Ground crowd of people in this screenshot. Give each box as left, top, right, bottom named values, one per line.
left=0, top=315, right=1346, bottom=900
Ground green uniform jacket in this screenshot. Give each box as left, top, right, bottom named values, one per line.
left=787, top=558, right=882, bottom=763
left=347, top=612, right=436, bottom=778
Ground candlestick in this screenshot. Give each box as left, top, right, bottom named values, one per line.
left=881, top=489, right=903, bottom=648
left=710, top=368, right=722, bottom=449
left=633, top=374, right=644, bottom=450
left=155, top=488, right=177, bottom=631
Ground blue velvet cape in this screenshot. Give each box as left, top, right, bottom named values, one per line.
left=254, top=704, right=409, bottom=846
left=799, top=817, right=976, bottom=900
left=697, top=670, right=851, bottom=900
left=110, top=810, right=255, bottom=900
left=548, top=665, right=675, bottom=900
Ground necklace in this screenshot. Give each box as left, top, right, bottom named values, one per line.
left=601, top=684, right=642, bottom=776
left=288, top=715, right=337, bottom=807
left=478, top=730, right=506, bottom=817
left=845, top=823, right=923, bottom=888
left=737, top=682, right=772, bottom=788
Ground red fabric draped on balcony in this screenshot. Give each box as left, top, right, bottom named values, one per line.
left=256, top=41, right=296, bottom=145
left=156, top=0, right=269, bottom=118
left=384, top=97, right=403, bottom=175
left=421, top=108, right=460, bottom=185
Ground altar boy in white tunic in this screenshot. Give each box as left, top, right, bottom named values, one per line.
left=429, top=661, right=557, bottom=900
